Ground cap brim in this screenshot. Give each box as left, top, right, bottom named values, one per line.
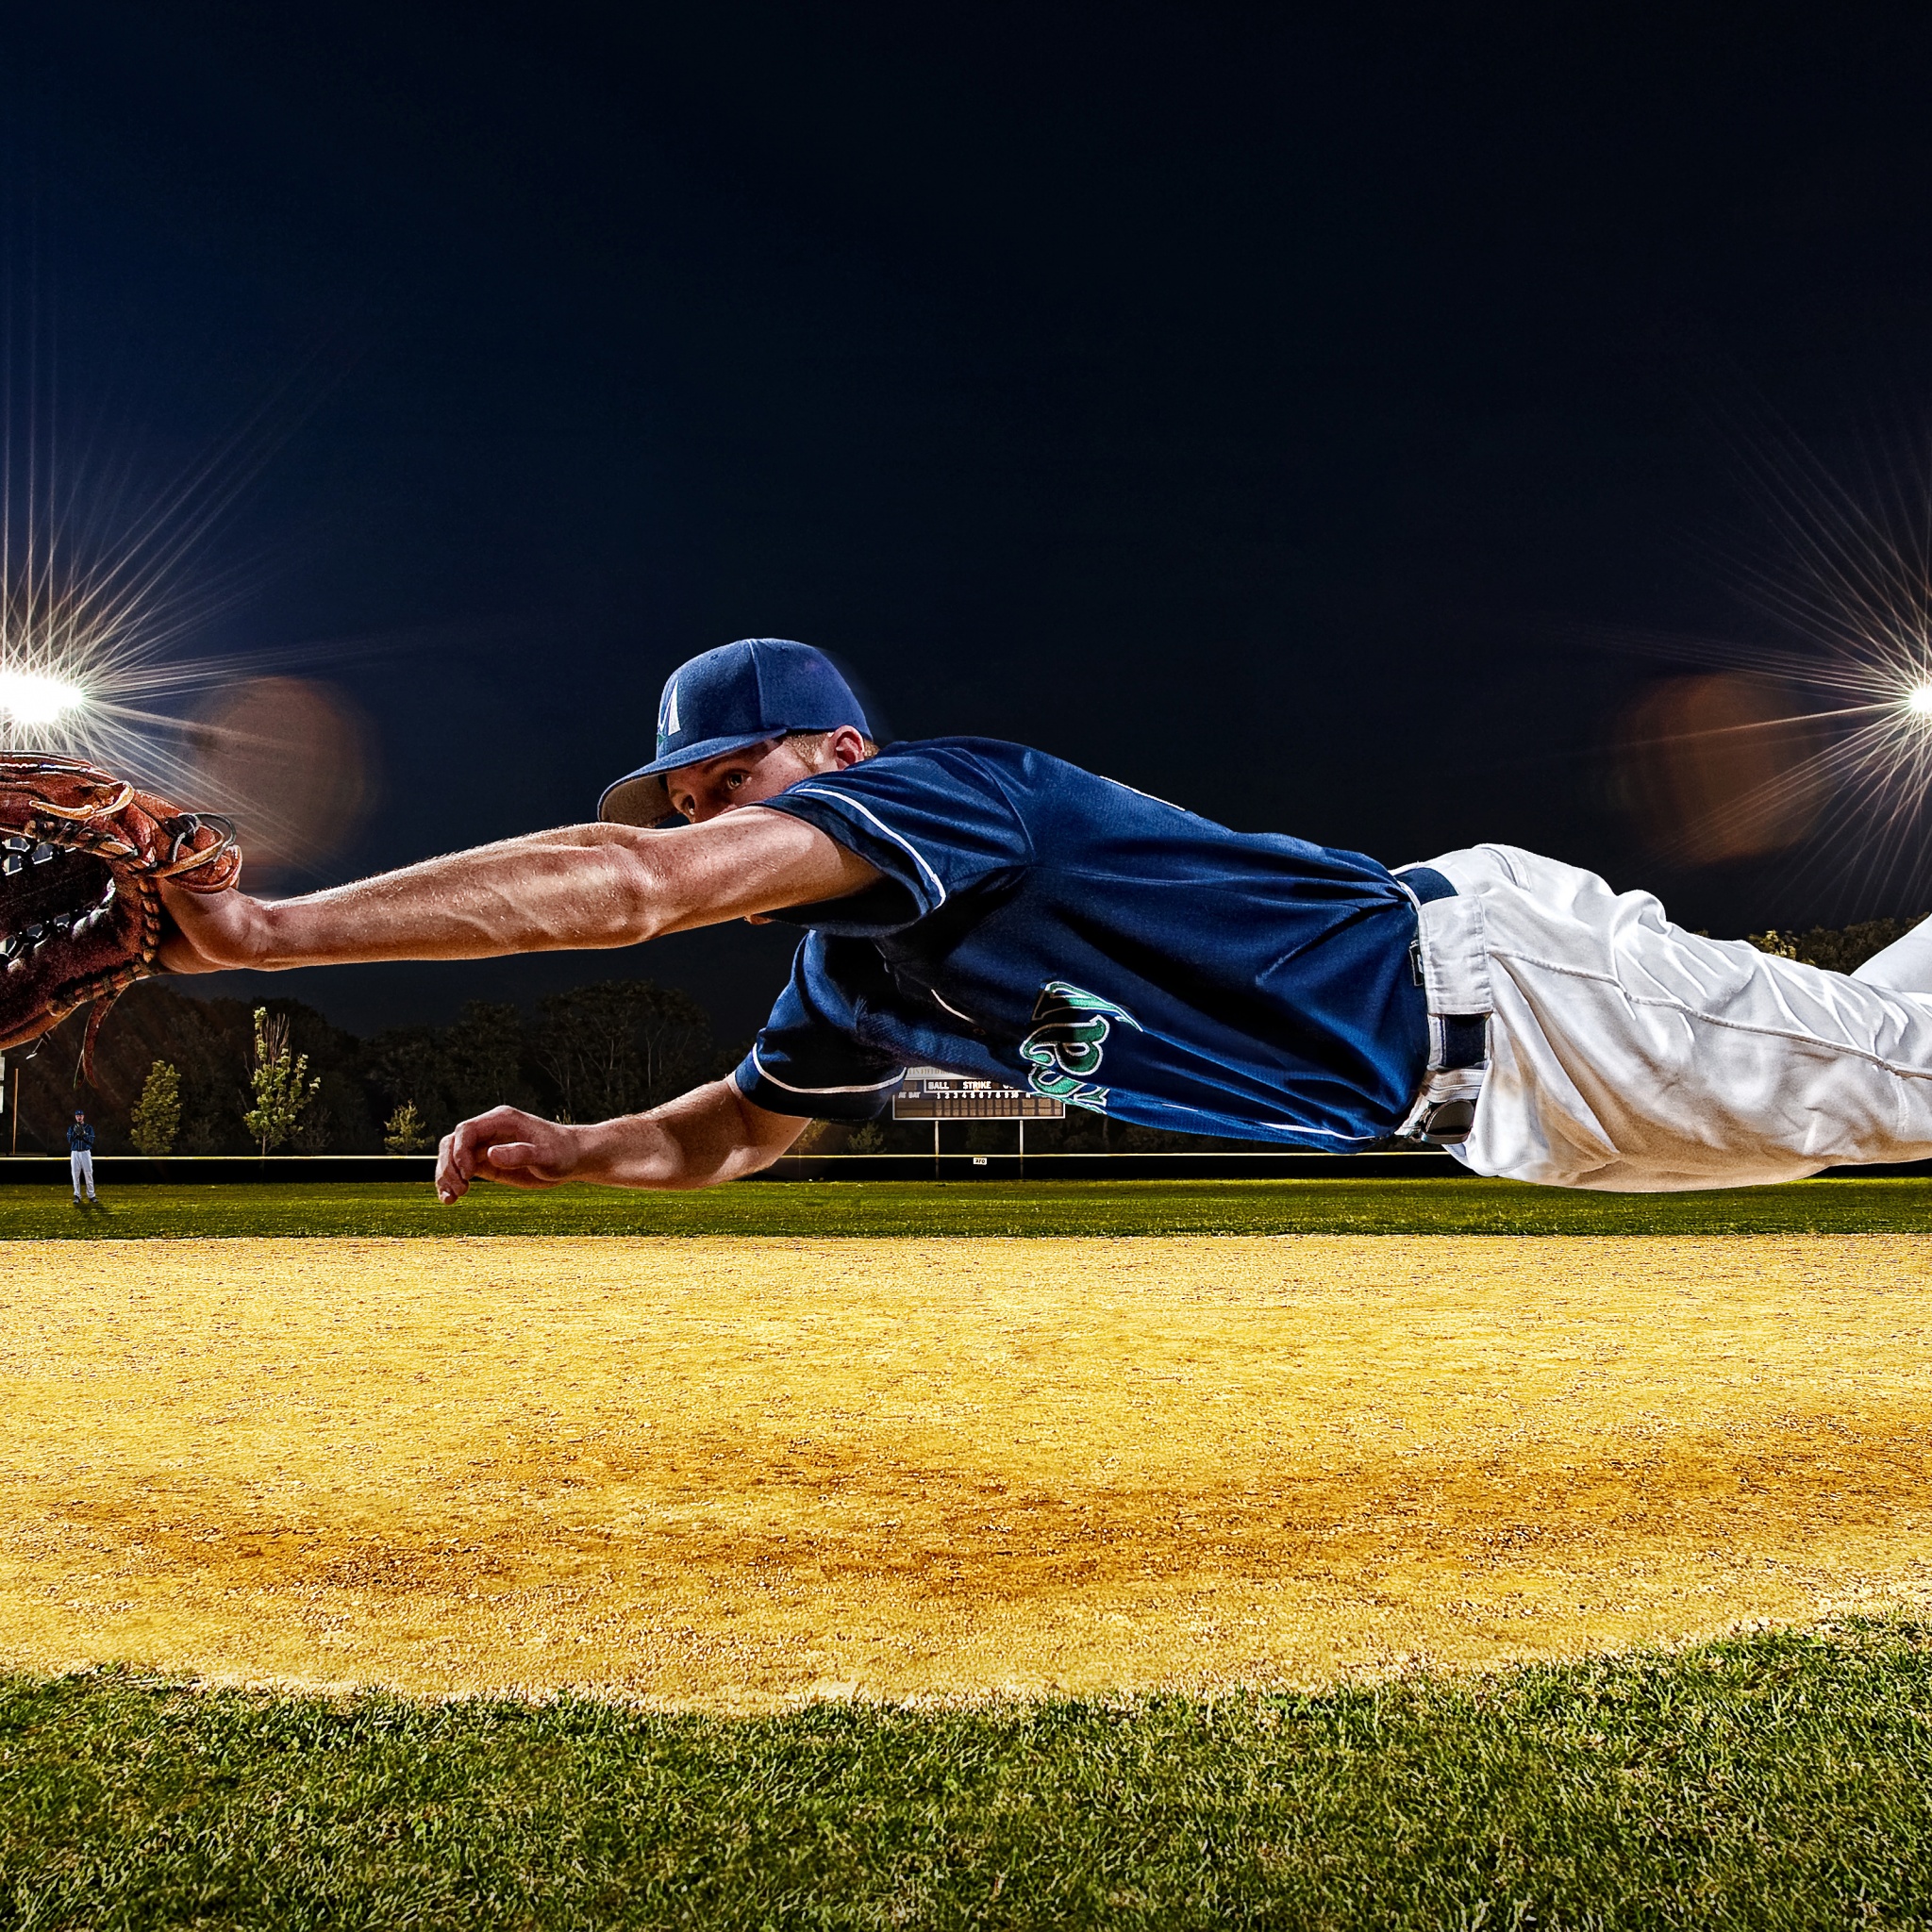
left=596, top=730, right=782, bottom=825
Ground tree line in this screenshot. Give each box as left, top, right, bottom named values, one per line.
left=5, top=978, right=729, bottom=1158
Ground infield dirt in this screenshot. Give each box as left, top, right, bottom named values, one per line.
left=2, top=1235, right=1927, bottom=1709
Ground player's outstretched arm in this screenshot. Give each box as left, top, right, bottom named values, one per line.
left=157, top=808, right=879, bottom=973
left=435, top=1077, right=808, bottom=1201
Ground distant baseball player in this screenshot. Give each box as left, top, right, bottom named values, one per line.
left=155, top=637, right=1932, bottom=1195
left=67, top=1108, right=96, bottom=1207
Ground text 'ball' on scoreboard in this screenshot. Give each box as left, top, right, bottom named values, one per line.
left=891, top=1067, right=1066, bottom=1120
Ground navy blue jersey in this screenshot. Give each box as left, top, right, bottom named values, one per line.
left=730, top=738, right=1430, bottom=1147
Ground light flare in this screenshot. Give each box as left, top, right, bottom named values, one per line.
left=0, top=665, right=84, bottom=725
left=0, top=318, right=377, bottom=877
left=1591, top=411, right=1932, bottom=914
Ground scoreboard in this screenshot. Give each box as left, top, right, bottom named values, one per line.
left=891, top=1067, right=1066, bottom=1121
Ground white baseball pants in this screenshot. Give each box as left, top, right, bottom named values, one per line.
left=1419, top=843, right=1932, bottom=1191
left=70, top=1150, right=94, bottom=1200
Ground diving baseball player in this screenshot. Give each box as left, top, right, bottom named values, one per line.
left=154, top=637, right=1932, bottom=1195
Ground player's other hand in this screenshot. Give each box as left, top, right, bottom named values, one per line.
left=156, top=877, right=272, bottom=973
left=437, top=1106, right=581, bottom=1202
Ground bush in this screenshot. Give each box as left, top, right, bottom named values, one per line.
left=384, top=1101, right=432, bottom=1155
left=1746, top=918, right=1921, bottom=974
left=242, top=1008, right=322, bottom=1157
left=127, top=1060, right=181, bottom=1158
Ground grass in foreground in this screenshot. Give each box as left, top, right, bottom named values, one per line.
left=4, top=1623, right=1929, bottom=1929
left=1, top=1175, right=1931, bottom=1239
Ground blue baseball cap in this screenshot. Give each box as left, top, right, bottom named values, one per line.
left=597, top=638, right=872, bottom=824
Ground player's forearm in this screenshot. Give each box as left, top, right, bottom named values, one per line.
left=573, top=1081, right=806, bottom=1190
left=163, top=810, right=876, bottom=974
left=438, top=1081, right=807, bottom=1201
left=207, top=829, right=668, bottom=970
left=270, top=839, right=643, bottom=964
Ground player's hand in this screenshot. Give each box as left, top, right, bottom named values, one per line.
left=156, top=877, right=273, bottom=973
left=437, top=1106, right=583, bottom=1201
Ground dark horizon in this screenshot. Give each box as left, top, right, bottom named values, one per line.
left=8, top=3, right=1932, bottom=1041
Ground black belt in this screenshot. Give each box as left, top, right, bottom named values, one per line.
left=1398, top=864, right=1487, bottom=1143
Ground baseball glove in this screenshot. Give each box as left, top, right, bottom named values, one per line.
left=0, top=754, right=242, bottom=1075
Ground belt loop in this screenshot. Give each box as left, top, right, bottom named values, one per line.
left=1393, top=863, right=1492, bottom=1145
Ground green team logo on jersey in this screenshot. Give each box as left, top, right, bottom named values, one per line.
left=1020, top=980, right=1141, bottom=1108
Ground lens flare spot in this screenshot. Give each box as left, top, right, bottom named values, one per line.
left=1905, top=684, right=1932, bottom=717
left=1616, top=674, right=1826, bottom=864
left=185, top=676, right=376, bottom=880
left=0, top=667, right=85, bottom=727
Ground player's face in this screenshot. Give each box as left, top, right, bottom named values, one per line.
left=665, top=728, right=868, bottom=824
left=664, top=739, right=820, bottom=824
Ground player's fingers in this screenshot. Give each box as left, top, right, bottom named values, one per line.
left=439, top=1107, right=531, bottom=1196
left=491, top=1121, right=578, bottom=1174
left=480, top=1141, right=569, bottom=1191
left=484, top=1140, right=546, bottom=1171
left=435, top=1131, right=469, bottom=1204
left=457, top=1106, right=534, bottom=1157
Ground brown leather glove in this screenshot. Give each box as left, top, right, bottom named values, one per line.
left=0, top=754, right=242, bottom=1074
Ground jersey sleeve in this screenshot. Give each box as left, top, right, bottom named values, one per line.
left=755, top=744, right=1033, bottom=929
left=732, top=934, right=908, bottom=1120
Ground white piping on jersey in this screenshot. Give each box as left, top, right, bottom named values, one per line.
left=748, top=1045, right=905, bottom=1096
left=788, top=786, right=948, bottom=908
left=929, top=989, right=976, bottom=1024
left=1103, top=774, right=1192, bottom=815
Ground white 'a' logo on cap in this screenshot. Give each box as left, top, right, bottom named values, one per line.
left=665, top=682, right=681, bottom=735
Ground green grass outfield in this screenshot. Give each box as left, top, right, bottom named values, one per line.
left=5, top=1624, right=1929, bottom=1930
left=3, top=1174, right=1932, bottom=1238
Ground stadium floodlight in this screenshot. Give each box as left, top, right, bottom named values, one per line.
left=0, top=667, right=85, bottom=727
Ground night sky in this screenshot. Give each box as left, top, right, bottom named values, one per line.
left=8, top=4, right=1932, bottom=1041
